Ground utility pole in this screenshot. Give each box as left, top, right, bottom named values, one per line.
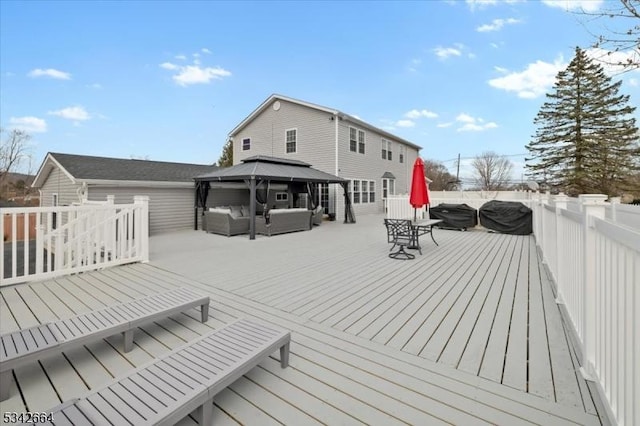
left=456, top=153, right=461, bottom=191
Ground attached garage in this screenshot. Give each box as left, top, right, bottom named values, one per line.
left=32, top=152, right=218, bottom=235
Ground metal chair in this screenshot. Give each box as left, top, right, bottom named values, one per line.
left=383, top=219, right=415, bottom=260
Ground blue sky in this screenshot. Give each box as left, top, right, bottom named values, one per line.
left=1, top=0, right=638, bottom=182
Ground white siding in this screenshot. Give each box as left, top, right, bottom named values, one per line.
left=232, top=98, right=421, bottom=221
left=334, top=120, right=419, bottom=219
left=234, top=99, right=336, bottom=174
left=88, top=186, right=196, bottom=235
left=38, top=167, right=80, bottom=207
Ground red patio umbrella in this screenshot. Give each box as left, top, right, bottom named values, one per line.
left=409, top=157, right=429, bottom=221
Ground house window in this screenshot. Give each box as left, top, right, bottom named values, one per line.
left=285, top=128, right=297, bottom=153
left=362, top=181, right=369, bottom=203
left=399, top=145, right=405, bottom=163
left=276, top=192, right=288, bottom=202
left=382, top=178, right=395, bottom=198
left=52, top=193, right=59, bottom=206
left=382, top=139, right=392, bottom=161
left=349, top=179, right=376, bottom=204
left=349, top=127, right=357, bottom=152
left=352, top=180, right=360, bottom=203
left=349, top=127, right=365, bottom=154
left=242, top=138, right=251, bottom=151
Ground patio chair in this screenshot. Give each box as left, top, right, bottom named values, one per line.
left=383, top=219, right=415, bottom=260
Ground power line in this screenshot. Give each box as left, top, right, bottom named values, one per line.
left=435, top=153, right=529, bottom=163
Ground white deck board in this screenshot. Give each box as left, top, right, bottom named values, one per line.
left=0, top=215, right=606, bottom=425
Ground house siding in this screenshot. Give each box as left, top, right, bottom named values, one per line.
left=232, top=96, right=422, bottom=221
left=334, top=119, right=419, bottom=220
left=234, top=99, right=336, bottom=174
left=89, top=186, right=196, bottom=235
left=39, top=167, right=79, bottom=206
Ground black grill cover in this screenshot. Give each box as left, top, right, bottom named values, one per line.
left=479, top=200, right=532, bottom=235
left=429, top=203, right=478, bottom=230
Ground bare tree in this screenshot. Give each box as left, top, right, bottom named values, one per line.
left=471, top=151, right=514, bottom=191
left=579, top=0, right=640, bottom=71
left=423, top=159, right=457, bottom=190
left=1, top=128, right=32, bottom=196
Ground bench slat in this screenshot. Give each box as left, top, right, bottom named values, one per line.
left=118, top=377, right=167, bottom=414
left=0, top=287, right=210, bottom=401
left=98, top=387, right=150, bottom=424
left=36, top=318, right=289, bottom=425
left=135, top=369, right=187, bottom=402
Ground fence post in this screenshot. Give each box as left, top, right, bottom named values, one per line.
left=553, top=193, right=568, bottom=304
left=134, top=196, right=150, bottom=263
left=35, top=223, right=44, bottom=274
left=609, top=196, right=620, bottom=223
left=578, top=194, right=607, bottom=381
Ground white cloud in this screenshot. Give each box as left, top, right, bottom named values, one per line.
left=160, top=62, right=179, bottom=70
left=434, top=46, right=462, bottom=60
left=456, top=113, right=476, bottom=123
left=405, top=109, right=438, bottom=119
left=172, top=65, right=231, bottom=86
left=396, top=119, right=415, bottom=128
left=586, top=48, right=640, bottom=75
left=437, top=122, right=453, bottom=128
left=175, top=54, right=187, bottom=60
left=477, top=18, right=521, bottom=32
left=628, top=78, right=639, bottom=87
left=28, top=68, right=71, bottom=80
left=48, top=106, right=91, bottom=121
left=454, top=113, right=497, bottom=132
left=542, top=0, right=603, bottom=12
left=9, top=116, right=47, bottom=133
left=466, top=0, right=498, bottom=10
left=87, top=83, right=102, bottom=89
left=160, top=54, right=232, bottom=86
left=202, top=48, right=211, bottom=54
left=494, top=66, right=509, bottom=73
left=488, top=57, right=566, bottom=98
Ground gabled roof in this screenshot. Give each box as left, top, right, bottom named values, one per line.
left=195, top=155, right=345, bottom=184
left=32, top=152, right=218, bottom=188
left=228, top=94, right=422, bottom=150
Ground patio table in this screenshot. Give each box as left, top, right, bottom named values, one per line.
left=408, top=219, right=443, bottom=253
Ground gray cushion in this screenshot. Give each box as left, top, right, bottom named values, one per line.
left=229, top=205, right=242, bottom=219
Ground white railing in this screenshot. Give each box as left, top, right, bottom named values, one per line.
left=531, top=194, right=639, bottom=426
left=1, top=196, right=149, bottom=286
left=385, top=195, right=428, bottom=220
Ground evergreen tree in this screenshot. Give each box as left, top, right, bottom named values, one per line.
left=526, top=47, right=640, bottom=196
left=217, top=139, right=233, bottom=167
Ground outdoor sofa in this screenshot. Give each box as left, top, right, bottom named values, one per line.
left=204, top=206, right=250, bottom=236
left=255, top=208, right=313, bottom=236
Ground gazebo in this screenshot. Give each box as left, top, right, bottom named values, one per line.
left=194, top=156, right=354, bottom=239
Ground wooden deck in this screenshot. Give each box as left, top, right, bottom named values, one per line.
left=0, top=214, right=606, bottom=425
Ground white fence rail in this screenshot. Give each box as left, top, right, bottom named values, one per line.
left=1, top=196, right=149, bottom=286
left=385, top=195, right=428, bottom=220
left=532, top=194, right=639, bottom=426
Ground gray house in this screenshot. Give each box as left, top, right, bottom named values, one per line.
left=32, top=153, right=218, bottom=235
left=229, top=94, right=422, bottom=219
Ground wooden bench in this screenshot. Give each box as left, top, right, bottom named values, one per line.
left=24, top=318, right=290, bottom=425
left=0, top=287, right=210, bottom=401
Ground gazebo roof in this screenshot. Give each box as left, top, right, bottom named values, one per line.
left=195, top=155, right=345, bottom=184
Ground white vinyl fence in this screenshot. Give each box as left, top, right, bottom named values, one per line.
left=532, top=194, right=639, bottom=426
left=387, top=191, right=639, bottom=425
left=1, top=196, right=149, bottom=286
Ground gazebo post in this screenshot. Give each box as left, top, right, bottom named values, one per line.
left=249, top=176, right=256, bottom=240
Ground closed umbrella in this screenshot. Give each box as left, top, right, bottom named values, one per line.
left=409, top=157, right=429, bottom=221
